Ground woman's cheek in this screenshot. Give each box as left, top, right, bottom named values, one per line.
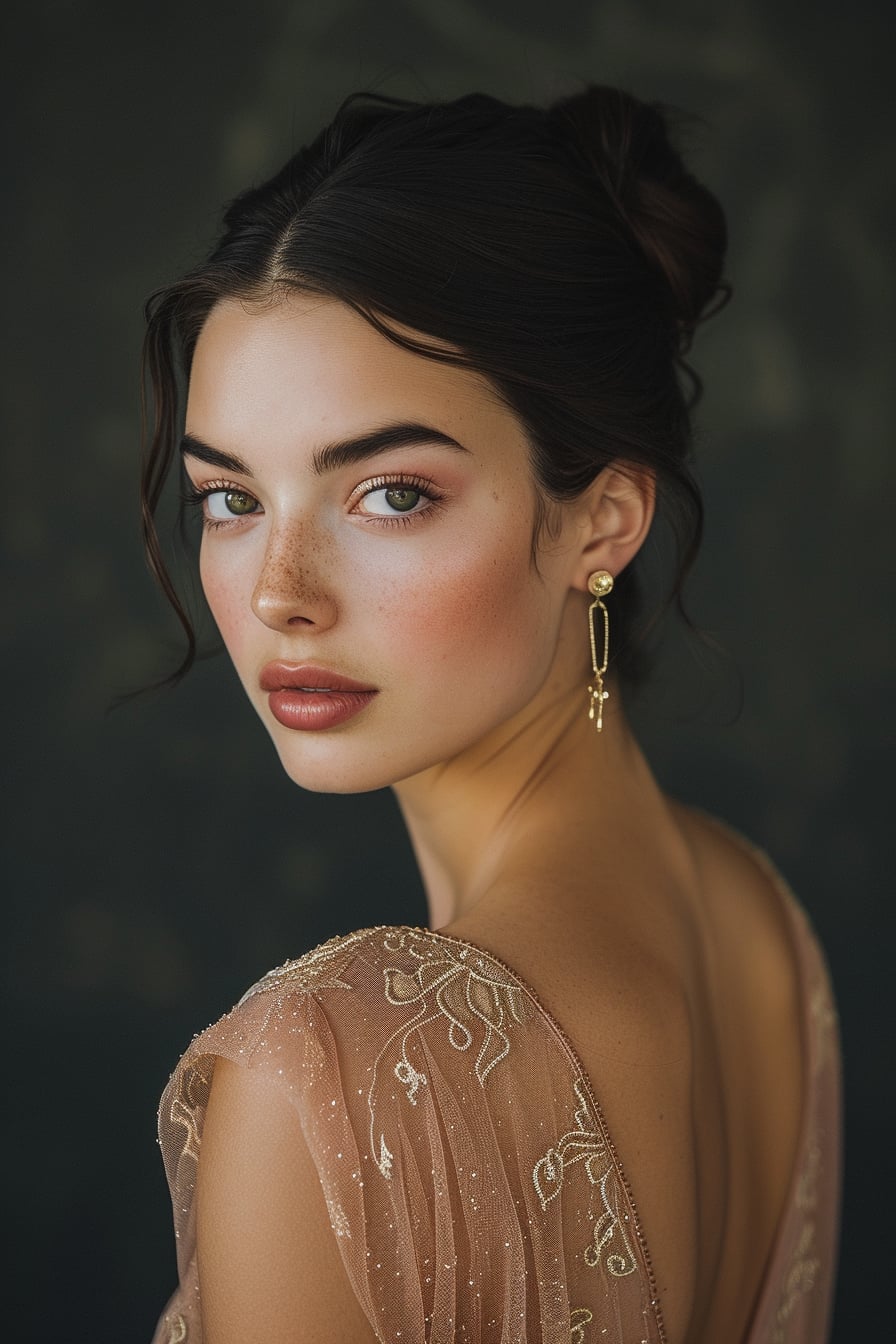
left=200, top=547, right=253, bottom=656
left=384, top=534, right=540, bottom=678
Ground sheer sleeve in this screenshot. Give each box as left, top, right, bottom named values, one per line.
left=152, top=926, right=664, bottom=1344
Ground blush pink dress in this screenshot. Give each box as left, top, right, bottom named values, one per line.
left=152, top=839, right=840, bottom=1343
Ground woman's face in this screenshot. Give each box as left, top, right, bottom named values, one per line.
left=184, top=295, right=590, bottom=794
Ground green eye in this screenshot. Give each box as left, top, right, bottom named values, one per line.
left=358, top=480, right=434, bottom=518
left=202, top=488, right=261, bottom=522
left=383, top=487, right=422, bottom=513
left=224, top=490, right=257, bottom=515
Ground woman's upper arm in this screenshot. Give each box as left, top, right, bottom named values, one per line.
left=195, top=1055, right=379, bottom=1344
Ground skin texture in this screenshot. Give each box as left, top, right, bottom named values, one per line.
left=187, top=295, right=803, bottom=1344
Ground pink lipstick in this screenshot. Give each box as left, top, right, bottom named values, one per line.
left=259, top=663, right=378, bottom=731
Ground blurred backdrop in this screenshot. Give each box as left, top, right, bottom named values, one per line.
left=5, top=1, right=894, bottom=1340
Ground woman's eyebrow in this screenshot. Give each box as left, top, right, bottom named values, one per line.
left=179, top=423, right=469, bottom=477
left=311, top=422, right=469, bottom=474
left=180, top=434, right=253, bottom=476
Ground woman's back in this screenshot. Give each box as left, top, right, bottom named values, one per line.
left=443, top=802, right=831, bottom=1343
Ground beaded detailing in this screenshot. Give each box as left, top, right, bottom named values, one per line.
left=164, top=935, right=364, bottom=1210
left=237, top=930, right=364, bottom=1004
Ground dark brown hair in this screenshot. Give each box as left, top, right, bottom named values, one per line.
left=142, top=85, right=729, bottom=684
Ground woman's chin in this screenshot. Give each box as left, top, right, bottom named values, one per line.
left=269, top=738, right=405, bottom=796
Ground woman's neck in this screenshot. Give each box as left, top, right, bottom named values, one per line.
left=393, top=673, right=668, bottom=931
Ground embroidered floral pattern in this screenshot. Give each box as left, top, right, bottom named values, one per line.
left=534, top=1076, right=637, bottom=1278
left=583, top=1167, right=638, bottom=1277
left=381, top=930, right=534, bottom=1085
left=369, top=930, right=534, bottom=1176
left=533, top=1078, right=609, bottom=1206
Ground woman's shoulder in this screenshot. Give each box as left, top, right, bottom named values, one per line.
left=224, top=921, right=540, bottom=1050
left=667, top=802, right=836, bottom=993
left=161, top=922, right=549, bottom=1121
left=173, top=925, right=444, bottom=1047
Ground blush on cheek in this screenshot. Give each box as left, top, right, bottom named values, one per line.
left=387, top=541, right=538, bottom=677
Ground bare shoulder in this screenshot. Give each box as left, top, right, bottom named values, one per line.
left=668, top=801, right=804, bottom=1008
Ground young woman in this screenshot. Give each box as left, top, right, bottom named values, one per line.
left=143, top=87, right=840, bottom=1344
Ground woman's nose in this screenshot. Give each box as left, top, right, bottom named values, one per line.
left=250, top=528, right=338, bottom=632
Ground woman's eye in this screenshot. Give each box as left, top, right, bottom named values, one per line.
left=361, top=486, right=427, bottom=516
left=205, top=489, right=260, bottom=519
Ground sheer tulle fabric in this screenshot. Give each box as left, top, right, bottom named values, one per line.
left=152, top=874, right=839, bottom=1343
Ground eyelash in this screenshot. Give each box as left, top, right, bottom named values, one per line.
left=181, top=479, right=258, bottom=532
left=349, top=473, right=445, bottom=528
left=181, top=473, right=445, bottom=531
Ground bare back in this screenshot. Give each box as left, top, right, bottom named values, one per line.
left=446, top=804, right=805, bottom=1344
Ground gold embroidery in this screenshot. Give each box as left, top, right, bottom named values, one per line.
left=167, top=1057, right=214, bottom=1169
left=368, top=930, right=533, bottom=1176
left=381, top=930, right=533, bottom=1086
left=533, top=1078, right=608, bottom=1207
left=534, top=1076, right=637, bottom=1277
left=570, top=1306, right=593, bottom=1341
left=583, top=1167, right=637, bottom=1277
left=377, top=1135, right=395, bottom=1179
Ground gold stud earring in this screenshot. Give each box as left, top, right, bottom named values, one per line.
left=586, top=570, right=614, bottom=732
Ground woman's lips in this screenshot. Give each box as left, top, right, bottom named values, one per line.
left=259, top=663, right=378, bottom=731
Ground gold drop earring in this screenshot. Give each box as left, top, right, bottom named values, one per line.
left=586, top=570, right=614, bottom=732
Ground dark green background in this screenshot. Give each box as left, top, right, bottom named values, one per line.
left=5, top=2, right=893, bottom=1340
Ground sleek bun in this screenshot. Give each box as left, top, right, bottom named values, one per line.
left=549, top=85, right=729, bottom=345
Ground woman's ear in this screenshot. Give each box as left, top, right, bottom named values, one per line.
left=571, top=465, right=656, bottom=591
